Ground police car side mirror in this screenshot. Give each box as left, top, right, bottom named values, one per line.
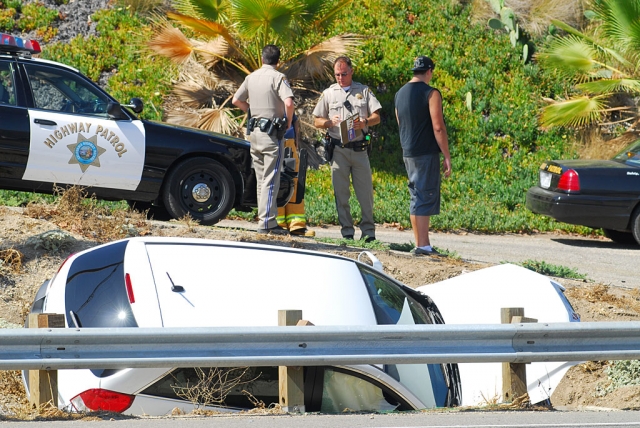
left=124, top=98, right=143, bottom=114
left=106, top=101, right=129, bottom=120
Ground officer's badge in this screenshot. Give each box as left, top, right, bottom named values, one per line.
left=356, top=94, right=363, bottom=99
left=67, top=134, right=106, bottom=172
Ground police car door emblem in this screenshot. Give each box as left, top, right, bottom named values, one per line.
left=67, top=134, right=106, bottom=172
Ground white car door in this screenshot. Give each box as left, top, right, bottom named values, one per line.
left=22, top=62, right=145, bottom=190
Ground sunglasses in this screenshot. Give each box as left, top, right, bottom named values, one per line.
left=335, top=72, right=349, bottom=77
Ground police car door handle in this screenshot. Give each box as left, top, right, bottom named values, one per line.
left=34, top=118, right=57, bottom=126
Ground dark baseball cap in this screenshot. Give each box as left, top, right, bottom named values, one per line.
left=411, top=56, right=435, bottom=71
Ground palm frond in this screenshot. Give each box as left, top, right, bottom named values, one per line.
left=576, top=78, right=640, bottom=94
left=281, top=34, right=364, bottom=82
left=171, top=0, right=202, bottom=18
left=176, top=58, right=228, bottom=90
left=307, top=0, right=353, bottom=31
left=194, top=37, right=231, bottom=68
left=540, top=96, right=608, bottom=127
left=172, top=0, right=228, bottom=22
left=197, top=107, right=241, bottom=135
left=593, top=0, right=640, bottom=53
left=230, top=0, right=294, bottom=39
left=165, top=110, right=200, bottom=128
left=537, top=36, right=599, bottom=81
left=550, top=19, right=629, bottom=65
left=295, top=0, right=325, bottom=24
left=172, top=81, right=216, bottom=108
left=167, top=11, right=235, bottom=45
left=148, top=24, right=194, bottom=64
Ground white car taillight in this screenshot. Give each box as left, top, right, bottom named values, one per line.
left=70, top=388, right=134, bottom=413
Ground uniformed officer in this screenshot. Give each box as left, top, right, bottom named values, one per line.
left=232, top=45, right=294, bottom=235
left=312, top=56, right=382, bottom=242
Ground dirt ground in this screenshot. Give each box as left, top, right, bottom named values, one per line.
left=1, top=204, right=640, bottom=416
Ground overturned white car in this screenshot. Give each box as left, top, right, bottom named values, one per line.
left=25, top=237, right=460, bottom=415
left=24, top=237, right=578, bottom=414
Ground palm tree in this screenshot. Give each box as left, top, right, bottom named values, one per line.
left=537, top=0, right=640, bottom=129
left=148, top=0, right=362, bottom=136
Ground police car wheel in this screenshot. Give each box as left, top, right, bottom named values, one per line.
left=163, top=158, right=236, bottom=225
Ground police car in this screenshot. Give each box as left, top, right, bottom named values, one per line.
left=0, top=34, right=301, bottom=224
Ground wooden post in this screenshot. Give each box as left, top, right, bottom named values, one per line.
left=28, top=313, right=65, bottom=409
left=501, top=307, right=537, bottom=404
left=278, top=310, right=305, bottom=413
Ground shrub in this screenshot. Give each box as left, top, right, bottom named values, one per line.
left=299, top=0, right=579, bottom=232
left=41, top=8, right=173, bottom=121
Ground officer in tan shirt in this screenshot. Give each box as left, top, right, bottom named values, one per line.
left=233, top=45, right=294, bottom=235
left=313, top=56, right=382, bottom=242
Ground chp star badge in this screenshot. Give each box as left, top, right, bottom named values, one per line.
left=67, top=134, right=106, bottom=172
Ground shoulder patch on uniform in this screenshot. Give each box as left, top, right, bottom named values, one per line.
left=284, top=79, right=291, bottom=88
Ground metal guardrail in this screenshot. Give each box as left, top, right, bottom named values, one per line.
left=2, top=322, right=640, bottom=371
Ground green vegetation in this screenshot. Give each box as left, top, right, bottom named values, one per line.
left=603, top=360, right=640, bottom=394
left=41, top=8, right=173, bottom=121
left=515, top=259, right=588, bottom=280
left=538, top=0, right=640, bottom=129
left=316, top=236, right=389, bottom=250
left=0, top=0, right=597, bottom=237
left=302, top=0, right=584, bottom=234
left=149, top=0, right=361, bottom=134
left=0, top=0, right=61, bottom=41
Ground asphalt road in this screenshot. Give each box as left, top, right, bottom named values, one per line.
left=11, top=410, right=640, bottom=427
left=216, top=220, right=639, bottom=288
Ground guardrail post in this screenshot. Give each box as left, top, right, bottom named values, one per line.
left=28, top=313, right=64, bottom=409
left=501, top=308, right=537, bottom=404
left=278, top=310, right=305, bottom=413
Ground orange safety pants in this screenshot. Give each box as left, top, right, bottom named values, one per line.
left=277, top=138, right=307, bottom=232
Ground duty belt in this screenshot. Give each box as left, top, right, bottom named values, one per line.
left=330, top=137, right=368, bottom=152
left=247, top=117, right=271, bottom=132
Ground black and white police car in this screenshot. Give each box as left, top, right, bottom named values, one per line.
left=0, top=34, right=302, bottom=224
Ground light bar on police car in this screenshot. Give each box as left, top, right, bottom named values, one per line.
left=0, top=33, right=41, bottom=54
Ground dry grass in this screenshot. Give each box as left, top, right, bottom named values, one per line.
left=507, top=0, right=585, bottom=36
left=175, top=214, right=200, bottom=233
left=579, top=361, right=608, bottom=374
left=565, top=283, right=640, bottom=318
left=23, top=186, right=152, bottom=243
left=471, top=0, right=586, bottom=36
left=172, top=367, right=257, bottom=408
left=575, top=130, right=639, bottom=160
left=469, top=0, right=495, bottom=25
left=0, top=249, right=23, bottom=274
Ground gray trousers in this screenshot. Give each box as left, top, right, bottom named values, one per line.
left=250, top=130, right=283, bottom=229
left=330, top=146, right=375, bottom=238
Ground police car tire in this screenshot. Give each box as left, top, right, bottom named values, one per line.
left=163, top=158, right=236, bottom=226
left=631, top=207, right=640, bottom=246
